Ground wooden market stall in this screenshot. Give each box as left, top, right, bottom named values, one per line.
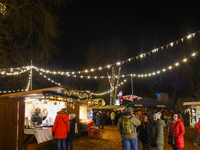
left=0, top=86, right=67, bottom=150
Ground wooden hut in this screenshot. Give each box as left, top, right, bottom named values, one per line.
left=0, top=86, right=64, bottom=150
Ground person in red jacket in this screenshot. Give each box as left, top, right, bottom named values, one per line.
left=169, top=112, right=185, bottom=150
left=194, top=118, right=200, bottom=146
left=53, top=108, right=70, bottom=150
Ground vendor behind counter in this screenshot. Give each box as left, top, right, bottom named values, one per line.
left=31, top=107, right=48, bottom=124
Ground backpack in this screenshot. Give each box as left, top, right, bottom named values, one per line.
left=122, top=117, right=132, bottom=134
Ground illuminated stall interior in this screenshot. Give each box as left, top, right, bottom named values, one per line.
left=25, top=92, right=68, bottom=126
left=183, top=102, right=200, bottom=127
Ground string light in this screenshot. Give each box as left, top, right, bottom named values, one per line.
left=30, top=30, right=199, bottom=75
left=0, top=3, right=6, bottom=15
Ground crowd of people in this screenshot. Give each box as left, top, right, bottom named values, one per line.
left=32, top=107, right=200, bottom=150
left=116, top=108, right=186, bottom=150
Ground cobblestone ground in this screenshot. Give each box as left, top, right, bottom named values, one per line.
left=73, top=125, right=200, bottom=150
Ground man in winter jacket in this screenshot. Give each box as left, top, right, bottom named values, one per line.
left=194, top=118, right=200, bottom=146
left=149, top=112, right=166, bottom=150
left=53, top=108, right=70, bottom=150
left=118, top=107, right=141, bottom=150
left=31, top=107, right=47, bottom=124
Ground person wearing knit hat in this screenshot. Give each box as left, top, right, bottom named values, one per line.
left=153, top=112, right=161, bottom=120
left=127, top=107, right=133, bottom=114
left=149, top=111, right=166, bottom=150
left=117, top=107, right=141, bottom=150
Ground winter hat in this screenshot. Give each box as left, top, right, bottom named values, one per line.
left=127, top=107, right=133, bottom=114
left=122, top=108, right=128, bottom=113
left=153, top=112, right=161, bottom=119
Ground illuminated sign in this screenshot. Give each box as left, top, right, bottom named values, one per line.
left=134, top=104, right=143, bottom=107
left=157, top=105, right=165, bottom=108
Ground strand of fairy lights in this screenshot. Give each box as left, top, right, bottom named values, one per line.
left=0, top=66, right=31, bottom=76
left=36, top=50, right=199, bottom=79
left=0, top=50, right=198, bottom=94
left=35, top=67, right=127, bottom=96
left=25, top=70, right=32, bottom=91
left=0, top=70, right=31, bottom=94
left=127, top=51, right=199, bottom=78
left=32, top=31, right=200, bottom=75
left=0, top=3, right=6, bottom=15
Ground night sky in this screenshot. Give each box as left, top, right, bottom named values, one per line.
left=47, top=0, right=200, bottom=96
left=49, top=0, right=200, bottom=70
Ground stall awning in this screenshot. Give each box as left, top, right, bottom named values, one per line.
left=92, top=105, right=122, bottom=110
left=127, top=97, right=172, bottom=108
left=183, top=101, right=200, bottom=106
left=0, top=86, right=62, bottom=99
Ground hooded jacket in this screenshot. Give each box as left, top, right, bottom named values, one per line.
left=117, top=113, right=141, bottom=139
left=53, top=111, right=70, bottom=139
left=169, top=118, right=185, bottom=148
left=150, top=119, right=166, bottom=150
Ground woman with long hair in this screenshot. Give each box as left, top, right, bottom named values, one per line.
left=169, top=112, right=185, bottom=150
left=137, top=116, right=152, bottom=150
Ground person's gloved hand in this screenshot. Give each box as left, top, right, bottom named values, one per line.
left=52, top=132, right=55, bottom=136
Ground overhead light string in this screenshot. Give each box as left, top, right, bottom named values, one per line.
left=33, top=30, right=200, bottom=75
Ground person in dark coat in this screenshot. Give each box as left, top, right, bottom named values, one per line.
left=149, top=112, right=166, bottom=150
left=169, top=112, right=185, bottom=150
left=137, top=116, right=152, bottom=150
left=100, top=111, right=107, bottom=129
left=66, top=114, right=76, bottom=150
left=96, top=112, right=101, bottom=129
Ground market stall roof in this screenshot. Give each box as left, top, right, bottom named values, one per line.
left=0, top=86, right=62, bottom=99
left=92, top=105, right=122, bottom=110
left=183, top=101, right=200, bottom=106
left=127, top=97, right=172, bottom=108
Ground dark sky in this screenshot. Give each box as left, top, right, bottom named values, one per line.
left=47, top=0, right=200, bottom=96
left=49, top=0, right=200, bottom=71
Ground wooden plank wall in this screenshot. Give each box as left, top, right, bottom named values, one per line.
left=0, top=97, right=25, bottom=150
left=67, top=102, right=80, bottom=128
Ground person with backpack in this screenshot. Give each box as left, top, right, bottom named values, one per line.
left=137, top=116, right=152, bottom=150
left=117, top=107, right=141, bottom=150
left=149, top=112, right=166, bottom=150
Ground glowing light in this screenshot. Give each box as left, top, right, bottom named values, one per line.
left=168, top=66, right=172, bottom=69
left=175, top=63, right=179, bottom=66
left=157, top=71, right=160, bottom=74
left=140, top=54, right=143, bottom=58
left=85, top=70, right=88, bottom=73
left=116, top=62, right=121, bottom=66
left=99, top=67, right=102, bottom=70
left=162, top=69, right=166, bottom=72
left=145, top=74, right=147, bottom=77
left=192, top=53, right=196, bottom=56
left=107, top=65, right=111, bottom=68
left=183, top=59, right=187, bottom=62
left=91, top=69, right=94, bottom=72
left=170, top=42, right=173, bottom=47
left=152, top=72, right=155, bottom=75
left=187, top=35, right=192, bottom=39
